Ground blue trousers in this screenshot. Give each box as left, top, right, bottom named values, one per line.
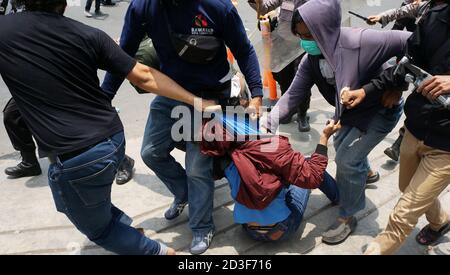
left=141, top=96, right=215, bottom=234
left=48, top=131, right=162, bottom=255
left=244, top=172, right=339, bottom=242
left=334, top=104, right=403, bottom=217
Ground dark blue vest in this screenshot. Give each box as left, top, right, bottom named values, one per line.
left=145, top=0, right=231, bottom=93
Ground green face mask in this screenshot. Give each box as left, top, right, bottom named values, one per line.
left=300, top=40, right=322, bottom=56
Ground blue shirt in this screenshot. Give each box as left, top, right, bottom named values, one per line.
left=101, top=0, right=262, bottom=98
left=225, top=162, right=291, bottom=226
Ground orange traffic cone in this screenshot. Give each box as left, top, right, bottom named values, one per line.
left=266, top=70, right=277, bottom=100
left=260, top=17, right=278, bottom=101
left=227, top=48, right=235, bottom=65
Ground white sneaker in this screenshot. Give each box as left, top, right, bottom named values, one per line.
left=190, top=230, right=214, bottom=255
left=84, top=10, right=93, bottom=17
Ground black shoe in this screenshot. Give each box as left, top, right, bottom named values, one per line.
left=94, top=10, right=107, bottom=17
left=384, top=134, right=403, bottom=162
left=102, top=1, right=116, bottom=6
left=5, top=162, right=41, bottom=178
left=116, top=156, right=135, bottom=185
left=297, top=115, right=311, bottom=132
left=384, top=146, right=400, bottom=162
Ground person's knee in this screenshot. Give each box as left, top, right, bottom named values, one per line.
left=185, top=145, right=213, bottom=181
left=388, top=207, right=417, bottom=236
left=335, top=151, right=360, bottom=172
left=140, top=144, right=169, bottom=170
left=84, top=222, right=112, bottom=244
left=186, top=162, right=212, bottom=181
left=65, top=211, right=112, bottom=243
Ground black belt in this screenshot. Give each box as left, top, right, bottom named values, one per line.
left=49, top=144, right=96, bottom=164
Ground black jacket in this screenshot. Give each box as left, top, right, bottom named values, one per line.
left=364, top=2, right=450, bottom=152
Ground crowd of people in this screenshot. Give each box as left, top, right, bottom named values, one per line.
left=0, top=0, right=449, bottom=255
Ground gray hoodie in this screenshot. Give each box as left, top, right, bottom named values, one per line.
left=267, top=0, right=411, bottom=131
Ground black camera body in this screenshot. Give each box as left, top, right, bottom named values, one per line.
left=394, top=56, right=450, bottom=110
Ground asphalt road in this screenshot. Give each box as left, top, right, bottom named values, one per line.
left=5, top=1, right=449, bottom=256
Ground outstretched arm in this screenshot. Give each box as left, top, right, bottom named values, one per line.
left=275, top=120, right=341, bottom=189
left=247, top=0, right=283, bottom=15
left=127, top=62, right=218, bottom=111
left=367, top=1, right=422, bottom=27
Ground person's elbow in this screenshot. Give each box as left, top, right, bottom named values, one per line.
left=127, top=63, right=157, bottom=93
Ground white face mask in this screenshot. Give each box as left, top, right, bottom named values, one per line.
left=319, top=59, right=335, bottom=85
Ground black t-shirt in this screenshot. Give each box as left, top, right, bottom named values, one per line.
left=0, top=12, right=136, bottom=157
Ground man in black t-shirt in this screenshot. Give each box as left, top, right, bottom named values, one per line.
left=0, top=0, right=216, bottom=255
left=0, top=1, right=134, bottom=182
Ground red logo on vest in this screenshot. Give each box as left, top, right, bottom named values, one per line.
left=194, top=14, right=208, bottom=28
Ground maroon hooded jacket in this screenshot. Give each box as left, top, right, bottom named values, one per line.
left=201, top=132, right=329, bottom=210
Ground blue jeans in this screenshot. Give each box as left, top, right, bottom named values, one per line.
left=141, top=96, right=215, bottom=234
left=48, top=131, right=162, bottom=255
left=244, top=172, right=339, bottom=242
left=334, top=104, right=403, bottom=218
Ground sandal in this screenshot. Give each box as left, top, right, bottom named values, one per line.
left=366, top=171, right=380, bottom=185
left=416, top=221, right=450, bottom=246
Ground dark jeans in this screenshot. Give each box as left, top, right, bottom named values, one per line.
left=334, top=104, right=403, bottom=217
left=3, top=98, right=36, bottom=154
left=243, top=172, right=339, bottom=242
left=48, top=131, right=162, bottom=255
left=85, top=0, right=100, bottom=12
left=272, top=54, right=311, bottom=117
left=140, top=96, right=215, bottom=234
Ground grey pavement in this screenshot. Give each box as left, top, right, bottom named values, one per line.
left=0, top=0, right=449, bottom=255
